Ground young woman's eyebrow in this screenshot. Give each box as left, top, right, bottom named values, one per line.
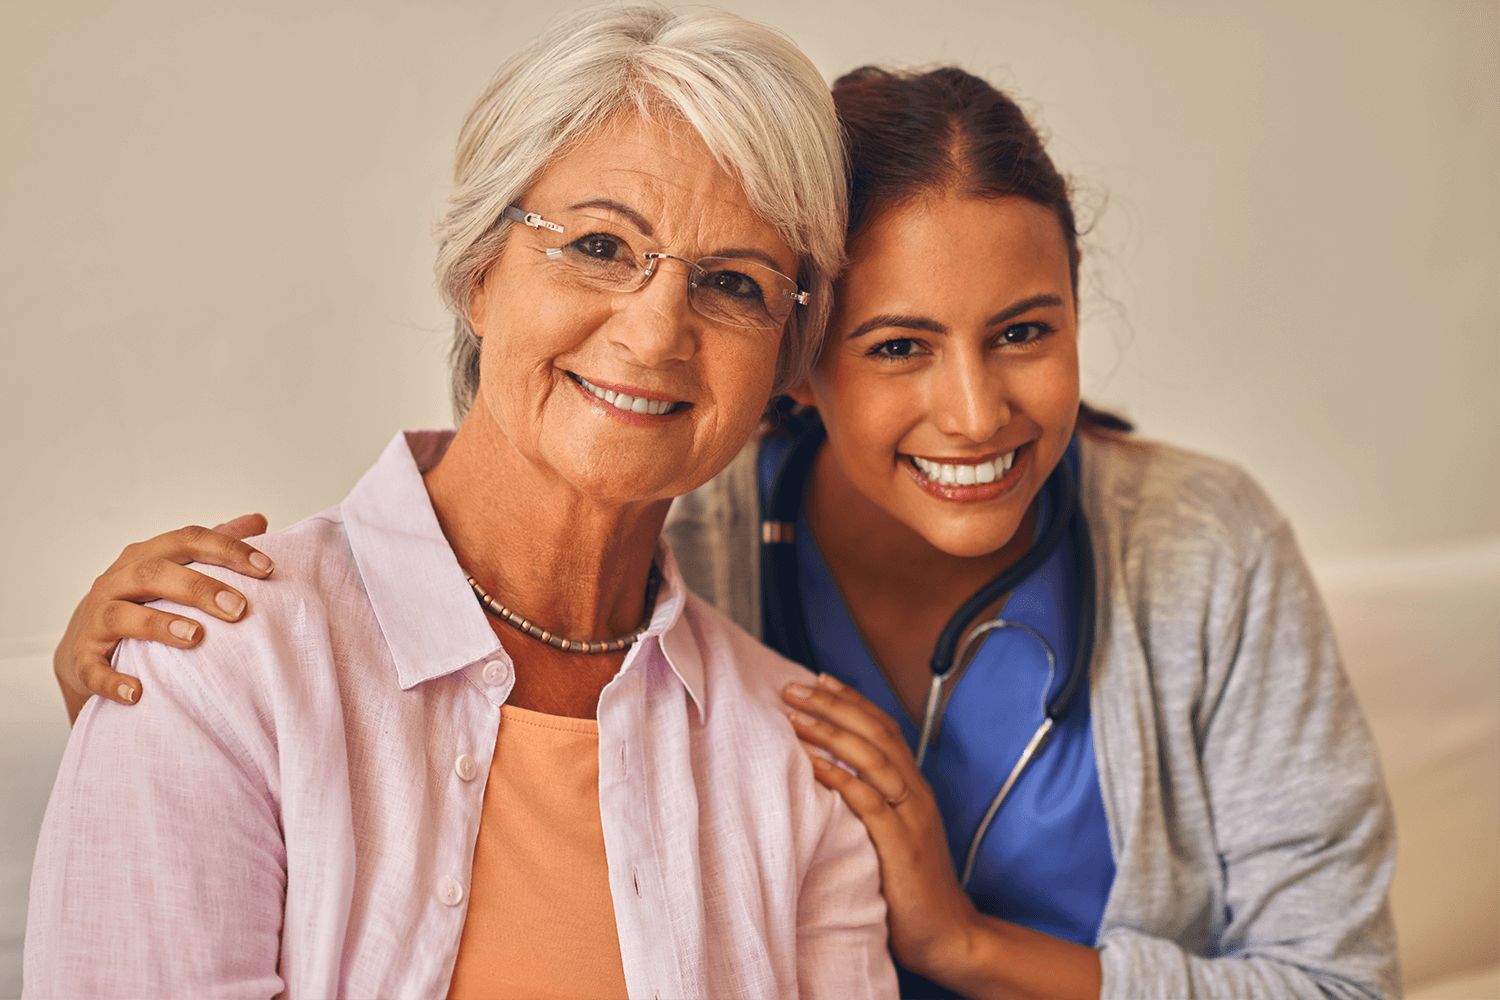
left=566, top=198, right=654, bottom=235
left=845, top=314, right=947, bottom=340
left=845, top=293, right=1064, bottom=341
left=986, top=294, right=1065, bottom=327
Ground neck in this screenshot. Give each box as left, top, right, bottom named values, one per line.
left=423, top=410, right=669, bottom=643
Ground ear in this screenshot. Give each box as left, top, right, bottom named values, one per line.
left=786, top=378, right=817, bottom=409
left=467, top=269, right=492, bottom=339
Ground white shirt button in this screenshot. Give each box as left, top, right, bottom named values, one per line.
left=481, top=659, right=510, bottom=686
left=454, top=753, right=478, bottom=782
left=439, top=877, right=464, bottom=906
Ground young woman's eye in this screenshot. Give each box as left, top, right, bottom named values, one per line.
left=1001, top=321, right=1050, bottom=345
left=869, top=338, right=920, bottom=359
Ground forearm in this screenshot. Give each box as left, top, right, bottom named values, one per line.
left=931, top=913, right=1100, bottom=1000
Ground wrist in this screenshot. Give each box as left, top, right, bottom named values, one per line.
left=902, top=897, right=985, bottom=986
left=927, top=913, right=1103, bottom=1000
left=930, top=908, right=1001, bottom=994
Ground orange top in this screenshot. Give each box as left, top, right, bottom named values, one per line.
left=447, top=705, right=628, bottom=1000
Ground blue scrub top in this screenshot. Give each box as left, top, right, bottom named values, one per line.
left=759, top=436, right=1115, bottom=1000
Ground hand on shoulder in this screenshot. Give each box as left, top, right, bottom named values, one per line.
left=54, top=514, right=273, bottom=722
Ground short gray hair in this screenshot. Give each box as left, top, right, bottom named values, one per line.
left=434, top=3, right=847, bottom=422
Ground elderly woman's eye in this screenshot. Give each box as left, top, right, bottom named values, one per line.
left=573, top=234, right=626, bottom=260
left=701, top=269, right=763, bottom=301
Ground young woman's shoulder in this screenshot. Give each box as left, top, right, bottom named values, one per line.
left=1079, top=433, right=1291, bottom=562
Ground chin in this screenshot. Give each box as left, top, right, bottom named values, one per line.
left=915, top=517, right=1026, bottom=560
left=554, top=451, right=671, bottom=505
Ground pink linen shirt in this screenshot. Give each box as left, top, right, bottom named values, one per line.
left=25, top=430, right=895, bottom=1000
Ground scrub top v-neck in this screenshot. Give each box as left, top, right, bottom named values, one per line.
left=759, top=435, right=1115, bottom=1000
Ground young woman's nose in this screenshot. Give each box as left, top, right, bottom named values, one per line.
left=929, top=351, right=1011, bottom=442
left=605, top=263, right=698, bottom=366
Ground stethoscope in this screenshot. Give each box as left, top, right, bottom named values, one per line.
left=759, top=416, right=1096, bottom=887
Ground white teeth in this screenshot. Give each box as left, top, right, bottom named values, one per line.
left=575, top=375, right=676, bottom=416
left=912, top=451, right=1015, bottom=486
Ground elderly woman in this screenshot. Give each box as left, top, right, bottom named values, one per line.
left=23, top=6, right=896, bottom=998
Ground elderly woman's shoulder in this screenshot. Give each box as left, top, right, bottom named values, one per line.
left=119, top=507, right=364, bottom=709
left=679, top=589, right=814, bottom=714
left=1078, top=432, right=1292, bottom=559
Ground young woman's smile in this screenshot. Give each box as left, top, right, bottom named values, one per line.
left=795, top=193, right=1080, bottom=559
left=903, top=443, right=1023, bottom=501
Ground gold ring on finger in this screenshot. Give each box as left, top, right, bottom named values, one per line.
left=886, top=786, right=910, bottom=807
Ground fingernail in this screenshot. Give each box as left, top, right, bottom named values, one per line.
left=118, top=684, right=136, bottom=703
left=787, top=709, right=816, bottom=727
left=216, top=591, right=246, bottom=619
left=168, top=619, right=198, bottom=642
left=816, top=673, right=843, bottom=691
left=809, top=754, right=831, bottom=771
left=785, top=682, right=813, bottom=701
left=249, top=552, right=273, bottom=573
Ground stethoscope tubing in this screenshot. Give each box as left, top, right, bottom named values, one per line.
left=915, top=618, right=1061, bottom=887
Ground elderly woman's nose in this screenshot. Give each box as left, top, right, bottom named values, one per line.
left=929, top=353, right=1011, bottom=442
left=605, top=268, right=698, bottom=365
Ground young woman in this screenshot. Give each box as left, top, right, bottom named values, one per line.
left=50, top=65, right=1398, bottom=1000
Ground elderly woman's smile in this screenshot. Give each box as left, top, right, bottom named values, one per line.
left=465, top=114, right=794, bottom=504
left=566, top=372, right=686, bottom=418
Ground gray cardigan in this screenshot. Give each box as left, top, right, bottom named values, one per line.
left=665, top=434, right=1400, bottom=1000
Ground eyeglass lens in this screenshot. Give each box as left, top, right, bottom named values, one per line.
left=532, top=211, right=799, bottom=329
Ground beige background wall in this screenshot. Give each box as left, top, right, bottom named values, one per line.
left=2, top=1, right=1495, bottom=643
left=2, top=1, right=1497, bottom=995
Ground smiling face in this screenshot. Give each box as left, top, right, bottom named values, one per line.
left=466, top=114, right=798, bottom=504
left=795, top=193, right=1080, bottom=558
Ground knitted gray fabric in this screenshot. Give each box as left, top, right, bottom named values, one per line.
left=664, top=434, right=1400, bottom=1000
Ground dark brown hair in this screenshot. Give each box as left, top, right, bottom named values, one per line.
left=831, top=65, right=1132, bottom=434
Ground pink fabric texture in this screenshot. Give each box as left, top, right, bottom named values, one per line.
left=25, top=430, right=895, bottom=1000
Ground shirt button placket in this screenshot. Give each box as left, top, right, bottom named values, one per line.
left=481, top=659, right=511, bottom=687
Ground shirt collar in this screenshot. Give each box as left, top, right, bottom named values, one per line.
left=341, top=430, right=501, bottom=690
left=641, top=543, right=707, bottom=718
left=341, top=429, right=707, bottom=712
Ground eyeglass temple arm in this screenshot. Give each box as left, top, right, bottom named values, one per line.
left=502, top=205, right=563, bottom=233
